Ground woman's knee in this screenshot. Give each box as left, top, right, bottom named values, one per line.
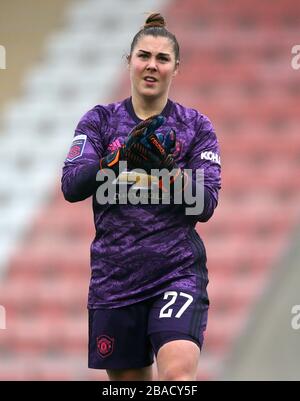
left=158, top=366, right=197, bottom=381
left=156, top=339, right=200, bottom=381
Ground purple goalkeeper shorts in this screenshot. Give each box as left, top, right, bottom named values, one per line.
left=88, top=289, right=209, bottom=370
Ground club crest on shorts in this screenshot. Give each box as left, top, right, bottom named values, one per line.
left=97, top=335, right=114, bottom=358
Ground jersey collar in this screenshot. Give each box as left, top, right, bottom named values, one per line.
left=124, top=97, right=173, bottom=123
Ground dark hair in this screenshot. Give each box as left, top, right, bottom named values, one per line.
left=129, top=13, right=180, bottom=63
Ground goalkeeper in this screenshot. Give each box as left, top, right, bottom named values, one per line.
left=61, top=12, right=221, bottom=381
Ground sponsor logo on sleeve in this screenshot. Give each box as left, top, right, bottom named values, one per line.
left=66, top=134, right=87, bottom=161
left=200, top=151, right=221, bottom=165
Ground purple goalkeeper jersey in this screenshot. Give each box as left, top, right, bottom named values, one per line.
left=61, top=97, right=221, bottom=308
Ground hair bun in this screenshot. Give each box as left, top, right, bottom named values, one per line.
left=144, top=13, right=166, bottom=29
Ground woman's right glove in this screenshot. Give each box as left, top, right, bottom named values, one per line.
left=99, top=115, right=165, bottom=174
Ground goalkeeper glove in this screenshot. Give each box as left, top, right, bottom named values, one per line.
left=129, top=127, right=185, bottom=193
left=99, top=115, right=165, bottom=174
left=130, top=129, right=176, bottom=172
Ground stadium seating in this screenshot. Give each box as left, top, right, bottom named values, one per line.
left=0, top=0, right=300, bottom=381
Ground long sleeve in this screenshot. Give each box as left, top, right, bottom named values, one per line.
left=61, top=107, right=106, bottom=203
left=183, top=114, right=221, bottom=222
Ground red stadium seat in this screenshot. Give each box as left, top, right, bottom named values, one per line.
left=1, top=0, right=299, bottom=381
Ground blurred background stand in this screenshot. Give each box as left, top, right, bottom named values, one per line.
left=0, top=0, right=300, bottom=381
